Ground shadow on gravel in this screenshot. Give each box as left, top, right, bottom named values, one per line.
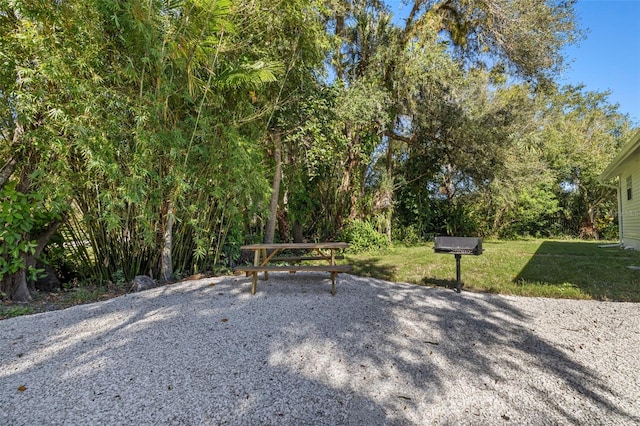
left=1, top=280, right=388, bottom=423
left=419, top=277, right=460, bottom=291
left=1, top=274, right=638, bottom=424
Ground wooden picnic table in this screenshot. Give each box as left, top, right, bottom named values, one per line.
left=235, top=242, right=351, bottom=295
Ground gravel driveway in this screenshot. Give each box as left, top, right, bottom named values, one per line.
left=1, top=273, right=639, bottom=425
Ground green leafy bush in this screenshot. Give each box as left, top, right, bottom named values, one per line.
left=0, top=305, right=34, bottom=319
left=339, top=220, right=389, bottom=253
left=596, top=214, right=618, bottom=241
left=392, top=223, right=424, bottom=245
left=0, top=183, right=43, bottom=283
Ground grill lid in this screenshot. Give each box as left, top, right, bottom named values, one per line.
left=434, top=236, right=483, bottom=255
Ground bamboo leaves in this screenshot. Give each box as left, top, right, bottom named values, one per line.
left=63, top=0, right=278, bottom=282
left=215, top=61, right=281, bottom=89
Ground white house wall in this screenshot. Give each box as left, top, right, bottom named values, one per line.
left=619, top=156, right=640, bottom=250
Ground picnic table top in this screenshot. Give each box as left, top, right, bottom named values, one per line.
left=240, top=242, right=349, bottom=250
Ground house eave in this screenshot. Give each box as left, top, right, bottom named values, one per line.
left=600, top=129, right=640, bottom=182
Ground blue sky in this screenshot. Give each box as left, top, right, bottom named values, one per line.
left=384, top=0, right=640, bottom=125
left=562, top=1, right=640, bottom=125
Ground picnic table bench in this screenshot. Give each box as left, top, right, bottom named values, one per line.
left=234, top=242, right=352, bottom=295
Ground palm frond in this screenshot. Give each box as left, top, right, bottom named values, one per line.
left=215, top=61, right=282, bottom=89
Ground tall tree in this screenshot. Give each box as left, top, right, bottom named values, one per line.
left=0, top=0, right=105, bottom=300
left=1, top=0, right=280, bottom=300
left=228, top=0, right=333, bottom=243
left=71, top=0, right=279, bottom=281
left=322, top=0, right=581, bottom=237
left=540, top=85, right=633, bottom=235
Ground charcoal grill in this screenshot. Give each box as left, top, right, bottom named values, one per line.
left=433, top=236, right=483, bottom=293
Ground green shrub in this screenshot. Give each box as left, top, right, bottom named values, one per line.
left=0, top=305, right=34, bottom=319
left=392, top=223, right=424, bottom=245
left=596, top=214, right=618, bottom=241
left=111, top=270, right=127, bottom=288
left=0, top=183, right=49, bottom=284
left=339, top=219, right=389, bottom=253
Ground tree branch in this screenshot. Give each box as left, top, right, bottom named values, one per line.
left=1, top=122, right=25, bottom=189
left=0, top=156, right=18, bottom=189
left=23, top=220, right=65, bottom=281
left=384, top=130, right=415, bottom=144
left=34, top=220, right=64, bottom=259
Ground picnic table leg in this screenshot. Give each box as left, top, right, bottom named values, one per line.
left=331, top=272, right=336, bottom=295
left=251, top=272, right=258, bottom=295
left=261, top=249, right=269, bottom=280
left=455, top=254, right=462, bottom=293
left=251, top=250, right=260, bottom=295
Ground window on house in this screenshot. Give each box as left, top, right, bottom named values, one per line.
left=627, top=175, right=633, bottom=200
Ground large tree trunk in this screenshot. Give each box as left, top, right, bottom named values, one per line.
left=25, top=221, right=63, bottom=292
left=1, top=123, right=24, bottom=189
left=160, top=201, right=175, bottom=283
left=276, top=207, right=290, bottom=242
left=339, top=133, right=361, bottom=225
left=4, top=268, right=31, bottom=303
left=2, top=221, right=63, bottom=302
left=292, top=220, right=304, bottom=243
left=265, top=133, right=282, bottom=244
left=0, top=124, right=24, bottom=189
left=0, top=156, right=19, bottom=189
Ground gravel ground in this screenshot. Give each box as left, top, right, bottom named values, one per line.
left=1, top=273, right=639, bottom=425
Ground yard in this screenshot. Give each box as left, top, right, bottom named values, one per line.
left=347, top=239, right=640, bottom=302
left=3, top=238, right=639, bottom=320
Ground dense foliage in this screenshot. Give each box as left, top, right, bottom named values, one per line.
left=1, top=0, right=635, bottom=300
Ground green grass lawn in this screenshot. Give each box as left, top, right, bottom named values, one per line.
left=346, top=239, right=640, bottom=302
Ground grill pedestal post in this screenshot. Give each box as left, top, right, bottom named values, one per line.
left=455, top=254, right=462, bottom=293
left=433, top=236, right=482, bottom=293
